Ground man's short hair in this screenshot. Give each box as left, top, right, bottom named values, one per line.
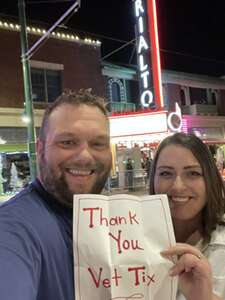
left=38, top=89, right=108, bottom=141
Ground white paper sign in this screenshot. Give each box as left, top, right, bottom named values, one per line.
left=73, top=194, right=177, bottom=300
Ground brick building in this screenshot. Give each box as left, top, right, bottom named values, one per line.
left=0, top=18, right=106, bottom=192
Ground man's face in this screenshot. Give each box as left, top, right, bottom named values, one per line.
left=37, top=104, right=112, bottom=208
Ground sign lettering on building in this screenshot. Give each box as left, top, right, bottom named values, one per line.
left=167, top=103, right=182, bottom=132
left=135, top=0, right=154, bottom=108
left=134, top=0, right=164, bottom=109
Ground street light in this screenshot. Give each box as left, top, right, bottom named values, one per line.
left=21, top=111, right=30, bottom=124
left=18, top=0, right=37, bottom=180
left=18, top=0, right=81, bottom=181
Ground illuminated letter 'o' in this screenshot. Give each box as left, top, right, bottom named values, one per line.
left=140, top=90, right=153, bottom=107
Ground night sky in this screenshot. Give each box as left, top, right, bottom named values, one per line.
left=1, top=0, right=225, bottom=76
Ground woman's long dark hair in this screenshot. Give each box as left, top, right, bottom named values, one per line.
left=149, top=132, right=225, bottom=244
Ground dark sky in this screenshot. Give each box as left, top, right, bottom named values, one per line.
left=1, top=0, right=225, bottom=76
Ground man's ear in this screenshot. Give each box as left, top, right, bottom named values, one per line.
left=36, top=138, right=44, bottom=161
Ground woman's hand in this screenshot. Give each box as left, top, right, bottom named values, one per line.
left=161, top=243, right=214, bottom=300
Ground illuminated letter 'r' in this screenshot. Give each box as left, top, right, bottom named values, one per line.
left=135, top=0, right=144, bottom=18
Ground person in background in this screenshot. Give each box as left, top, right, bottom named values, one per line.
left=0, top=89, right=112, bottom=300
left=149, top=132, right=225, bottom=300
left=145, top=156, right=152, bottom=178
left=126, top=157, right=134, bottom=191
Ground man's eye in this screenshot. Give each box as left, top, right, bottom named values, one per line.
left=92, top=142, right=108, bottom=149
left=58, top=140, right=76, bottom=147
left=91, top=139, right=109, bottom=149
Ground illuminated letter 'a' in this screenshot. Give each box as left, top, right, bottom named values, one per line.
left=138, top=35, right=148, bottom=53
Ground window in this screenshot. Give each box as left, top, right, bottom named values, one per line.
left=189, top=87, right=207, bottom=105
left=125, top=79, right=139, bottom=105
left=211, top=91, right=217, bottom=105
left=180, top=89, right=186, bottom=106
left=112, top=82, right=121, bottom=102
left=108, top=78, right=125, bottom=102
left=31, top=68, right=62, bottom=103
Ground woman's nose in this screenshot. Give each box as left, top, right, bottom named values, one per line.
left=171, top=175, right=186, bottom=190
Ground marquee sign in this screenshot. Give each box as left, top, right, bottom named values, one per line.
left=134, top=0, right=164, bottom=109
left=109, top=111, right=168, bottom=138
left=109, top=104, right=183, bottom=142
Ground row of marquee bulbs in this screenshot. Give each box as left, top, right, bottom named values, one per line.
left=0, top=19, right=101, bottom=46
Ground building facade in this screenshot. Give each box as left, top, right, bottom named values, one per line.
left=0, top=18, right=106, bottom=193
left=103, top=63, right=225, bottom=145
left=102, top=63, right=225, bottom=190
left=0, top=17, right=225, bottom=194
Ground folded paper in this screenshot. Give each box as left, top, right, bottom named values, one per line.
left=73, top=194, right=177, bottom=300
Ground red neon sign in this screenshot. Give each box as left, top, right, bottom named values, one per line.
left=146, top=0, right=164, bottom=109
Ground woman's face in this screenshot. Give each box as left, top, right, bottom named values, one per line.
left=154, top=144, right=207, bottom=222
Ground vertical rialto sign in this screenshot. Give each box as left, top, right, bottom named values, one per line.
left=134, top=0, right=164, bottom=109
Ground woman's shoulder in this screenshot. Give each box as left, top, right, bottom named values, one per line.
left=210, top=222, right=225, bottom=247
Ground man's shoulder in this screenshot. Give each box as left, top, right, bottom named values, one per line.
left=0, top=183, right=45, bottom=213
left=0, top=183, right=66, bottom=249
left=0, top=183, right=56, bottom=230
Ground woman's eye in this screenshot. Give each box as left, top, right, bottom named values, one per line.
left=158, top=171, right=173, bottom=177
left=187, top=170, right=202, bottom=177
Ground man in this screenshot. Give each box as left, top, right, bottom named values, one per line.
left=0, top=89, right=112, bottom=300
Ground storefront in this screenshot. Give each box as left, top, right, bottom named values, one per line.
left=108, top=106, right=225, bottom=191
left=0, top=145, right=29, bottom=195
left=108, top=109, right=180, bottom=191
left=0, top=107, right=43, bottom=196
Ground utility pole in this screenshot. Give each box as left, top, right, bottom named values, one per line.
left=18, top=0, right=81, bottom=181
left=18, top=0, right=37, bottom=180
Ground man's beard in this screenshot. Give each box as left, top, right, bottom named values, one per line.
left=38, top=153, right=110, bottom=208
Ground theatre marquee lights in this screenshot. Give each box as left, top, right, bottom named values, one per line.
left=0, top=19, right=101, bottom=46
left=109, top=111, right=168, bottom=138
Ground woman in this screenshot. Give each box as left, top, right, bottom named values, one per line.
left=149, top=132, right=225, bottom=300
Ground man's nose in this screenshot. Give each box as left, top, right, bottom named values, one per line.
left=74, top=143, right=94, bottom=162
